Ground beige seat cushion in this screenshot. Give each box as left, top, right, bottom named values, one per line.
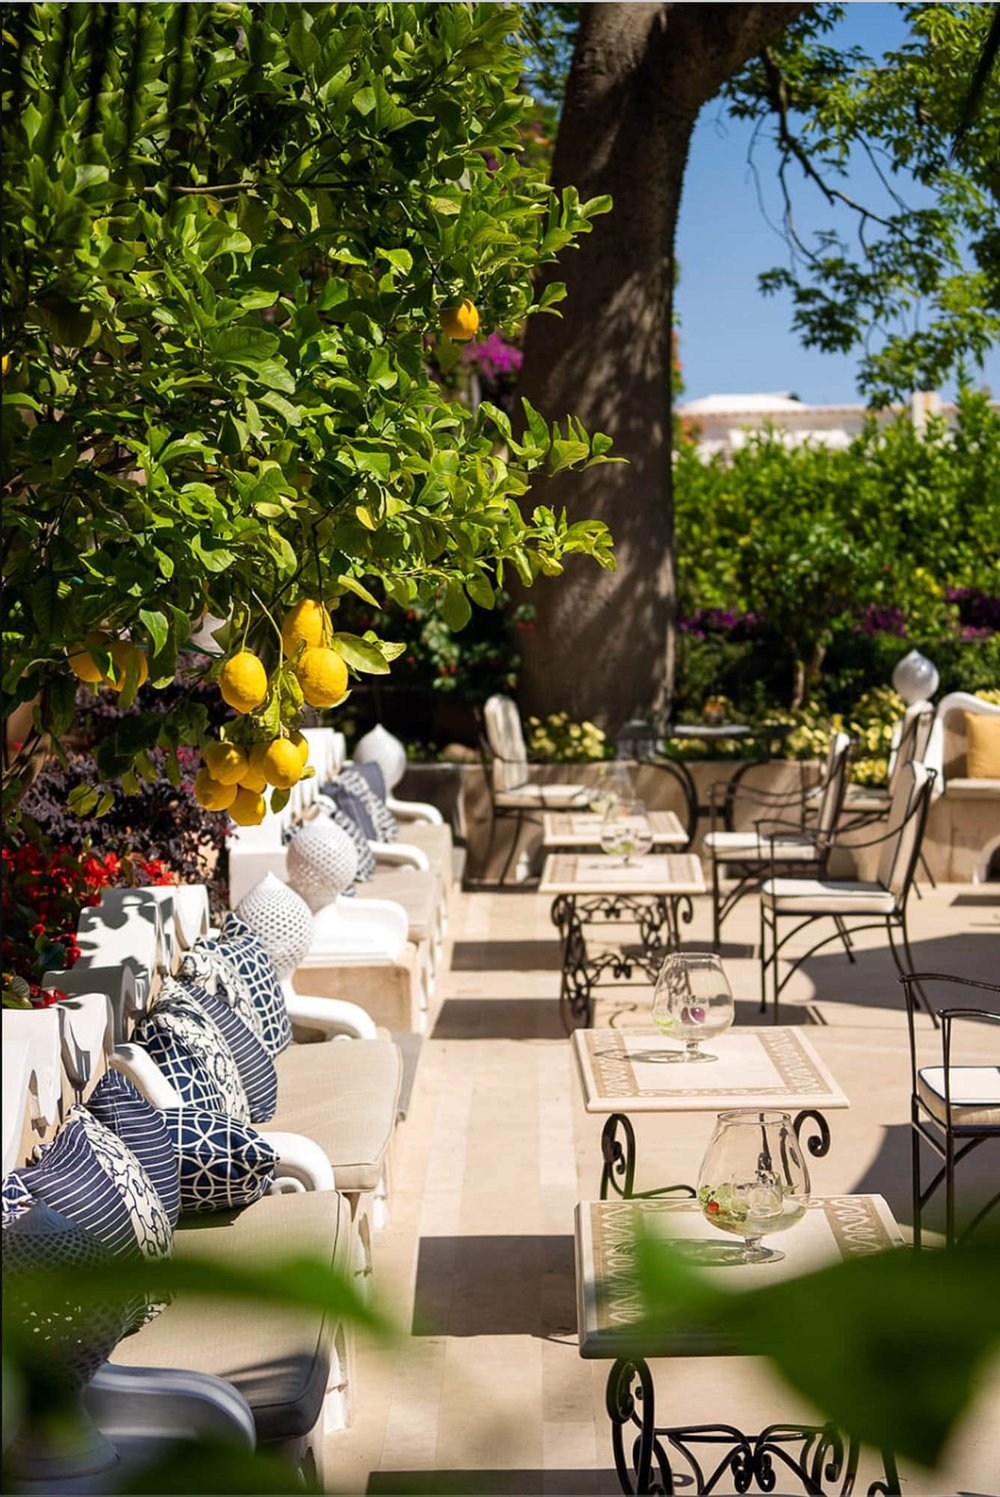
left=945, top=777, right=1000, bottom=799
left=398, top=822, right=453, bottom=884
left=495, top=782, right=588, bottom=808
left=112, top=1189, right=350, bottom=1444
left=704, top=830, right=818, bottom=860
left=272, top=1040, right=402, bottom=1193
left=917, top=1066, right=1000, bottom=1129
left=761, top=877, right=896, bottom=915
left=366, top=867, right=440, bottom=942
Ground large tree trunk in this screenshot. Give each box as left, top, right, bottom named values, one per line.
left=515, top=3, right=804, bottom=732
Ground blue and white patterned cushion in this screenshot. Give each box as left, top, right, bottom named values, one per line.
left=85, top=1069, right=180, bottom=1227
left=162, top=1108, right=278, bottom=1214
left=209, top=915, right=293, bottom=1056
left=322, top=778, right=376, bottom=839
left=340, top=766, right=398, bottom=842
left=179, top=941, right=266, bottom=1045
left=3, top=1202, right=145, bottom=1387
left=134, top=978, right=250, bottom=1122
left=11, top=1109, right=173, bottom=1261
left=313, top=797, right=375, bottom=881
left=188, top=987, right=278, bottom=1124
left=2, top=1172, right=34, bottom=1227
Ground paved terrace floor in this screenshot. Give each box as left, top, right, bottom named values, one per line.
left=330, top=882, right=1000, bottom=1496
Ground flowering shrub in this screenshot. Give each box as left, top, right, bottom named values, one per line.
left=2, top=837, right=171, bottom=1008
left=526, top=713, right=610, bottom=763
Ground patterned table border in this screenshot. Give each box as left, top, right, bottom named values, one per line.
left=583, top=1027, right=832, bottom=1101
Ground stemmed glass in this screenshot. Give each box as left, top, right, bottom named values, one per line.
left=600, top=798, right=653, bottom=866
left=588, top=763, right=635, bottom=818
left=697, top=1110, right=810, bottom=1264
left=651, top=952, right=735, bottom=1062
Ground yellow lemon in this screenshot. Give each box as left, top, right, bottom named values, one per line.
left=202, top=741, right=249, bottom=786
left=248, top=737, right=303, bottom=789
left=194, top=769, right=238, bottom=812
left=289, top=730, right=310, bottom=768
left=230, top=787, right=266, bottom=825
left=440, top=298, right=480, bottom=342
left=281, top=598, right=330, bottom=657
left=296, top=646, right=348, bottom=708
left=67, top=630, right=111, bottom=684
left=219, top=651, right=268, bottom=714
left=2, top=354, right=11, bottom=376
left=105, top=641, right=149, bottom=692
left=237, top=765, right=268, bottom=794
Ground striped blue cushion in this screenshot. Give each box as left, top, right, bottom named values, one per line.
left=133, top=979, right=250, bottom=1121
left=340, top=766, right=398, bottom=842
left=10, top=1110, right=173, bottom=1261
left=85, top=1069, right=180, bottom=1226
left=189, top=988, right=278, bottom=1125
left=213, top=916, right=293, bottom=1056
left=162, top=1108, right=278, bottom=1214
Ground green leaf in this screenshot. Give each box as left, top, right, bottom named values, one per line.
left=466, top=573, right=495, bottom=609
left=138, top=609, right=169, bottom=658
left=331, top=632, right=391, bottom=674
left=440, top=581, right=472, bottom=631
left=67, top=784, right=99, bottom=816
left=336, top=575, right=380, bottom=607
left=259, top=390, right=303, bottom=427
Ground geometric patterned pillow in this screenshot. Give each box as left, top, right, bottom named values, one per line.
left=134, top=978, right=250, bottom=1123
left=186, top=987, right=277, bottom=1125
left=323, top=778, right=376, bottom=839
left=211, top=915, right=293, bottom=1057
left=2, top=1171, right=34, bottom=1227
left=161, top=1108, right=278, bottom=1214
left=11, top=1109, right=173, bottom=1261
left=340, top=765, right=399, bottom=843
left=2, top=1201, right=147, bottom=1388
left=179, top=940, right=266, bottom=1045
left=85, top=1069, right=181, bottom=1227
left=313, top=796, right=376, bottom=882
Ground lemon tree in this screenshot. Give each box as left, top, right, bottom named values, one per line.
left=1, top=3, right=617, bottom=807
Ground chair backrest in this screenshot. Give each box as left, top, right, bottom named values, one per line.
left=925, top=691, right=1000, bottom=794
left=483, top=694, right=529, bottom=793
left=886, top=701, right=934, bottom=794
left=876, top=760, right=933, bottom=903
left=816, top=731, right=852, bottom=837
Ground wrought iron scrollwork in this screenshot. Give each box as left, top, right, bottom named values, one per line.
left=793, top=1109, right=832, bottom=1159
left=552, top=892, right=693, bottom=1033
left=604, top=1362, right=900, bottom=1497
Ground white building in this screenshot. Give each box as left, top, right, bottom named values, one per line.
left=676, top=390, right=995, bottom=460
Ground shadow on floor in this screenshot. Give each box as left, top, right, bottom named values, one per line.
left=432, top=999, right=569, bottom=1041
left=787, top=930, right=1000, bottom=1017
left=846, top=1121, right=1000, bottom=1238
left=452, top=940, right=564, bottom=971
left=368, top=1471, right=622, bottom=1495
left=412, top=1235, right=576, bottom=1338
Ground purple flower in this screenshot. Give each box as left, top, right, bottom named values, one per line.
left=463, top=332, right=524, bottom=382
left=853, top=605, right=907, bottom=637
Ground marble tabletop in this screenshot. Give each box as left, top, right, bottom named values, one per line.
left=539, top=852, right=706, bottom=897
left=542, top=810, right=688, bottom=850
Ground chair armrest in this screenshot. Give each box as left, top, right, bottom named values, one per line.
left=259, top=1131, right=336, bottom=1193
left=387, top=796, right=443, bottom=825
left=111, top=1045, right=185, bottom=1109
left=282, top=984, right=378, bottom=1039
left=370, top=841, right=430, bottom=871
left=87, top=1362, right=256, bottom=1448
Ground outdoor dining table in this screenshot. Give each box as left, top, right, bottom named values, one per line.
left=538, top=852, right=707, bottom=1031
left=575, top=1194, right=902, bottom=1496
left=571, top=1026, right=849, bottom=1199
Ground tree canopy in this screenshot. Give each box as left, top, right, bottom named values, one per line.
left=1, top=1, right=615, bottom=803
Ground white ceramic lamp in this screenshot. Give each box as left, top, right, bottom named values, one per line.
left=892, top=649, right=939, bottom=706
left=286, top=819, right=359, bottom=914
left=235, top=874, right=314, bottom=981
left=353, top=723, right=407, bottom=790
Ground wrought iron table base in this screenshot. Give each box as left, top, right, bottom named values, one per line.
left=607, top=1357, right=900, bottom=1496
left=599, top=1110, right=831, bottom=1202
left=552, top=893, right=696, bottom=1032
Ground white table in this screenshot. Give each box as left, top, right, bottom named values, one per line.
left=576, top=1195, right=902, bottom=1494
left=542, top=810, right=689, bottom=851
left=572, top=1026, right=849, bottom=1198
left=539, top=854, right=707, bottom=1031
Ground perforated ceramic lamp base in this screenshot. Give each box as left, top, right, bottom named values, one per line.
left=286, top=819, right=359, bottom=913
left=354, top=723, right=407, bottom=791
left=235, top=874, right=315, bottom=982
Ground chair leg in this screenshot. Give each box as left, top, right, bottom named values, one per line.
left=711, top=856, right=721, bottom=952
left=498, top=811, right=523, bottom=887
left=919, top=849, right=937, bottom=890
left=911, top=1115, right=923, bottom=1250
left=833, top=915, right=855, bottom=961
left=482, top=808, right=498, bottom=883
left=892, top=910, right=938, bottom=1027
left=758, top=897, right=768, bottom=1014
left=945, top=1132, right=956, bottom=1249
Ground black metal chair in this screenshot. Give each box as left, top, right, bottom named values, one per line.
left=705, top=731, right=852, bottom=948
left=900, top=971, right=1000, bottom=1248
left=759, top=760, right=936, bottom=1023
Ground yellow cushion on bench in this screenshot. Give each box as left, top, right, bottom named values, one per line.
left=966, top=713, right=1000, bottom=779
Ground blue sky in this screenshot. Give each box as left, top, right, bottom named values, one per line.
left=675, top=2, right=999, bottom=407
